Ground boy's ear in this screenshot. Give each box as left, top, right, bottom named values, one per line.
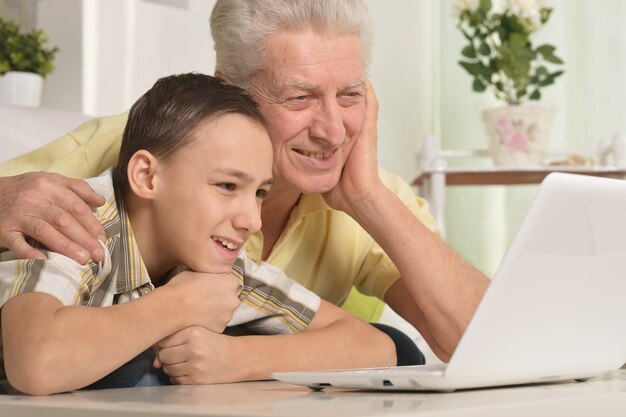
left=127, top=150, right=160, bottom=199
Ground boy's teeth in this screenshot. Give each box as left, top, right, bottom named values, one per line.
left=214, top=237, right=237, bottom=250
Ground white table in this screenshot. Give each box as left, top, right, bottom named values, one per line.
left=1, top=369, right=625, bottom=417
left=412, top=166, right=626, bottom=238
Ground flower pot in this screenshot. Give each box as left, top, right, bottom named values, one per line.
left=482, top=105, right=556, bottom=167
left=0, top=71, right=44, bottom=107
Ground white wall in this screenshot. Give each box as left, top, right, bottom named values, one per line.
left=368, top=0, right=433, bottom=182
left=37, top=0, right=83, bottom=112
left=36, top=0, right=432, bottom=184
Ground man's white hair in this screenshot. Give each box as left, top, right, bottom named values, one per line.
left=210, top=0, right=374, bottom=90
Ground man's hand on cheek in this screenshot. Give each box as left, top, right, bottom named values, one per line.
left=323, top=80, right=384, bottom=216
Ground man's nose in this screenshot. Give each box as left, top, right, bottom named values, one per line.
left=310, top=98, right=346, bottom=145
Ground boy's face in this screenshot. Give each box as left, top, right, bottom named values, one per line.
left=152, top=113, right=273, bottom=274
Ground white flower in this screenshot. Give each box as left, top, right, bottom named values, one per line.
left=506, top=0, right=549, bottom=32
left=452, top=0, right=480, bottom=18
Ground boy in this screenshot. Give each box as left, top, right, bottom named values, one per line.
left=0, top=74, right=395, bottom=395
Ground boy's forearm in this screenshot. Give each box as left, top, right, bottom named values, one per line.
left=230, top=317, right=396, bottom=382
left=2, top=286, right=189, bottom=395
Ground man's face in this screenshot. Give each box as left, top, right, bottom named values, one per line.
left=152, top=113, right=273, bottom=274
left=249, top=30, right=367, bottom=194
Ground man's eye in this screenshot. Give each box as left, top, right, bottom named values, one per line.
left=217, top=183, right=236, bottom=191
left=341, top=91, right=363, bottom=99
left=338, top=91, right=363, bottom=106
left=291, top=95, right=307, bottom=101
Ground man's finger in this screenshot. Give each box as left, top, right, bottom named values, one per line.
left=50, top=180, right=107, bottom=255
left=363, top=79, right=379, bottom=133
left=33, top=193, right=105, bottom=263
left=23, top=217, right=92, bottom=264
left=3, top=233, right=47, bottom=260
left=64, top=190, right=106, bottom=240
left=64, top=178, right=106, bottom=208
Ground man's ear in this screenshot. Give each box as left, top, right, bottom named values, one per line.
left=214, top=70, right=224, bottom=80
left=127, top=150, right=160, bottom=199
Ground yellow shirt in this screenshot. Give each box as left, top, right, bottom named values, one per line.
left=0, top=113, right=439, bottom=321
left=0, top=112, right=127, bottom=177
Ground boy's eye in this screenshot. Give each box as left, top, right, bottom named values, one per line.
left=217, top=183, right=236, bottom=191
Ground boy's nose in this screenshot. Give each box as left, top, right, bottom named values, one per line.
left=233, top=198, right=262, bottom=234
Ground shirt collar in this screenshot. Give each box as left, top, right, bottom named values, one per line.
left=113, top=187, right=153, bottom=293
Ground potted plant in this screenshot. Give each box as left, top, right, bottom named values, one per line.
left=454, top=0, right=564, bottom=166
left=0, top=17, right=59, bottom=107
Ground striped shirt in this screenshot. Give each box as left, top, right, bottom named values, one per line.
left=0, top=169, right=320, bottom=392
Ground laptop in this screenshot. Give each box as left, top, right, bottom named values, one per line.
left=272, top=173, right=626, bottom=392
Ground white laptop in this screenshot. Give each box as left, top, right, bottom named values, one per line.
left=273, top=173, right=626, bottom=392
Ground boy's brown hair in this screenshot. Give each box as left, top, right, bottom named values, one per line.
left=113, top=73, right=266, bottom=192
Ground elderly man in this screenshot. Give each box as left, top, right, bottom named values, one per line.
left=0, top=0, right=489, bottom=383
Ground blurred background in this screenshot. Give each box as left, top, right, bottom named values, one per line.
left=2, top=0, right=625, bottom=277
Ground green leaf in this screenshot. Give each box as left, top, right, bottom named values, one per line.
left=478, top=41, right=491, bottom=56
left=539, top=73, right=561, bottom=86
left=480, top=0, right=492, bottom=13
left=529, top=89, right=541, bottom=100
left=540, top=8, right=553, bottom=24
left=536, top=44, right=555, bottom=55
left=459, top=61, right=480, bottom=77
left=473, top=78, right=487, bottom=92
left=537, top=44, right=564, bottom=64
left=544, top=53, right=564, bottom=64
left=502, top=14, right=525, bottom=35
left=462, top=45, right=476, bottom=58
left=509, top=32, right=527, bottom=49
left=550, top=70, right=564, bottom=78
left=474, top=61, right=494, bottom=82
